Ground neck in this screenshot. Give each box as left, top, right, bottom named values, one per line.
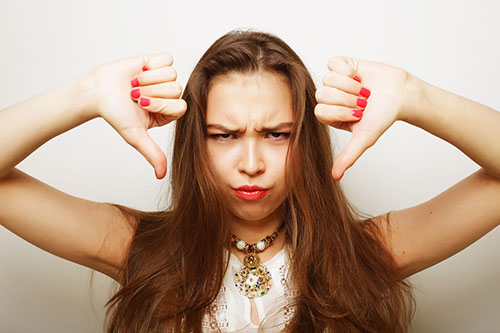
left=230, top=207, right=285, bottom=246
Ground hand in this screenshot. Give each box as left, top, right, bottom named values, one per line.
left=89, top=53, right=187, bottom=179
left=315, top=56, right=410, bottom=181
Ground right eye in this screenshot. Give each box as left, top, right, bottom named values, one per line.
left=210, top=134, right=233, bottom=141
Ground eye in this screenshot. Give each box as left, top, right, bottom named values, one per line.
left=210, top=134, right=233, bottom=141
left=268, top=132, right=291, bottom=140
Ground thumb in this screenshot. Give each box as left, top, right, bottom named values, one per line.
left=121, top=127, right=167, bottom=179
left=332, top=133, right=372, bottom=181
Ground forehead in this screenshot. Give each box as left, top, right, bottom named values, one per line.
left=206, top=71, right=294, bottom=129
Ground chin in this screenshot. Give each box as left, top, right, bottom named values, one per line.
left=231, top=209, right=273, bottom=222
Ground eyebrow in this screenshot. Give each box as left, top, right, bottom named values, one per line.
left=206, top=122, right=294, bottom=134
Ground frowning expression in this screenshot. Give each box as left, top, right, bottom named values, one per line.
left=206, top=71, right=294, bottom=223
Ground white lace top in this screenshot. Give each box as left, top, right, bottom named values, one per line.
left=202, top=246, right=296, bottom=332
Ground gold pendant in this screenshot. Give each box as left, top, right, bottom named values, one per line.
left=243, top=253, right=260, bottom=269
left=233, top=263, right=273, bottom=298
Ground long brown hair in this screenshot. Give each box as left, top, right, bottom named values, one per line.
left=103, top=29, right=415, bottom=332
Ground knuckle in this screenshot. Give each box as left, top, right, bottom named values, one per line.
left=171, top=100, right=188, bottom=118
left=156, top=52, right=173, bottom=66
left=149, top=148, right=164, bottom=161
left=322, top=71, right=335, bottom=86
left=148, top=52, right=174, bottom=69
left=171, top=82, right=183, bottom=97
left=314, top=104, right=325, bottom=119
left=159, top=99, right=187, bottom=120
left=165, top=66, right=178, bottom=80
left=121, top=128, right=142, bottom=147
left=314, top=104, right=331, bottom=122
left=177, top=99, right=188, bottom=114
left=164, top=52, right=174, bottom=65
left=315, top=87, right=328, bottom=102
left=327, top=56, right=341, bottom=70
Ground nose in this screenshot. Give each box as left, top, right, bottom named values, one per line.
left=238, top=139, right=265, bottom=176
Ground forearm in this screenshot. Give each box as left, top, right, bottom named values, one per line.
left=0, top=73, right=98, bottom=180
left=402, top=75, right=500, bottom=179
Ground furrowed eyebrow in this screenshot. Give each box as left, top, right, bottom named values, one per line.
left=206, top=122, right=294, bottom=134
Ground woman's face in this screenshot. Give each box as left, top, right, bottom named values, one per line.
left=206, top=71, right=294, bottom=223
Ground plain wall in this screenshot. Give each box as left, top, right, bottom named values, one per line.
left=1, top=0, right=499, bottom=331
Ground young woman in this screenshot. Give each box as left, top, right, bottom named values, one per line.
left=0, top=29, right=499, bottom=332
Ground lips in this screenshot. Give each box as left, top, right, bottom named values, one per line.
left=234, top=185, right=269, bottom=200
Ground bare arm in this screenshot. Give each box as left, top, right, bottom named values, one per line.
left=0, top=74, right=97, bottom=180
left=377, top=169, right=500, bottom=279
left=316, top=57, right=500, bottom=279
left=381, top=75, right=500, bottom=279
left=0, top=73, right=130, bottom=283
left=0, top=168, right=134, bottom=283
left=402, top=75, right=500, bottom=179
left=0, top=53, right=186, bottom=283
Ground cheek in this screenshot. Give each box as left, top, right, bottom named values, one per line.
left=207, top=145, right=236, bottom=177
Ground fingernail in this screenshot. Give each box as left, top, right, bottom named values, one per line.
left=130, top=88, right=140, bottom=99
left=360, top=87, right=371, bottom=98
left=131, top=77, right=139, bottom=87
left=352, top=109, right=363, bottom=118
left=142, top=65, right=148, bottom=71
left=353, top=76, right=361, bottom=82
left=356, top=98, right=367, bottom=108
left=139, top=97, right=150, bottom=107
left=155, top=169, right=159, bottom=179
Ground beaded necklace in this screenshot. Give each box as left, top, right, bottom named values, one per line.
left=230, top=223, right=285, bottom=298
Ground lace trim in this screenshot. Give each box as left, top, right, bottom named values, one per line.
left=202, top=286, right=229, bottom=331
left=279, top=264, right=297, bottom=325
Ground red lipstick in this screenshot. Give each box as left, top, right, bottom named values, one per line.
left=234, top=185, right=269, bottom=200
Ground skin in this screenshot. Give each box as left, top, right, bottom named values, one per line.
left=1, top=52, right=499, bottom=289
left=205, top=71, right=293, bottom=260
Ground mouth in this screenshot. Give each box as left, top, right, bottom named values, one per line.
left=233, top=185, right=269, bottom=201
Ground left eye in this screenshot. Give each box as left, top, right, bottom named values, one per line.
left=212, top=134, right=232, bottom=139
left=268, top=132, right=290, bottom=140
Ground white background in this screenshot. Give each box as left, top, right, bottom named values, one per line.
left=1, top=0, right=499, bottom=331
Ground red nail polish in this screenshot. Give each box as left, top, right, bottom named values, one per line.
left=131, top=89, right=140, bottom=99
left=140, top=97, right=150, bottom=107
left=356, top=98, right=367, bottom=108
left=360, top=87, right=371, bottom=98
left=155, top=169, right=159, bottom=179
left=353, top=76, right=361, bottom=82
left=131, top=77, right=139, bottom=87
left=142, top=65, right=148, bottom=71
left=352, top=109, right=363, bottom=118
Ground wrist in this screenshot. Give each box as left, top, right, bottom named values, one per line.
left=399, top=73, right=428, bottom=126
left=72, top=72, right=101, bottom=121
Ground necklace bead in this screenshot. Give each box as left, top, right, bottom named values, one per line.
left=236, top=240, right=246, bottom=250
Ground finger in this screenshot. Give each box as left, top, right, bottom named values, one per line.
left=323, top=70, right=371, bottom=98
left=142, top=52, right=174, bottom=71
left=131, top=81, right=183, bottom=100
left=315, top=86, right=368, bottom=110
left=132, top=66, right=178, bottom=87
left=327, top=56, right=358, bottom=78
left=121, top=127, right=167, bottom=179
left=314, top=104, right=363, bottom=125
left=137, top=96, right=187, bottom=120
left=332, top=133, right=374, bottom=181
